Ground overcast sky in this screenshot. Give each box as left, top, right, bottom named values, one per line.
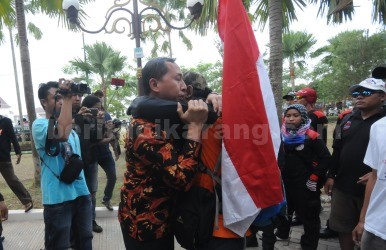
left=0, top=0, right=382, bottom=116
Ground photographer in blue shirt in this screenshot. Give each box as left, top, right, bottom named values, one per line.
left=32, top=80, right=92, bottom=250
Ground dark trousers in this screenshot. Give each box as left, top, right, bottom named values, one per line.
left=198, top=236, right=245, bottom=250
left=0, top=161, right=32, bottom=205
left=120, top=223, right=174, bottom=250
left=43, top=195, right=93, bottom=250
left=285, top=185, right=321, bottom=250
left=97, top=152, right=116, bottom=202
left=84, top=163, right=98, bottom=220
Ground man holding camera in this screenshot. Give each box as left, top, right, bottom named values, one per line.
left=91, top=90, right=118, bottom=212
left=32, top=80, right=92, bottom=249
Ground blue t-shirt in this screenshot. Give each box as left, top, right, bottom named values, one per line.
left=32, top=118, right=89, bottom=205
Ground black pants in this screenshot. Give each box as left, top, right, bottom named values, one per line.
left=198, top=236, right=245, bottom=250
left=120, top=223, right=174, bottom=250
left=285, top=185, right=321, bottom=250
left=0, top=161, right=32, bottom=205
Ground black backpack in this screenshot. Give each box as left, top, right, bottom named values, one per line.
left=171, top=155, right=221, bottom=250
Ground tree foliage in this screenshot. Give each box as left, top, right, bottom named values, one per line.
left=63, top=41, right=129, bottom=110
left=181, top=61, right=223, bottom=93
left=311, top=30, right=386, bottom=102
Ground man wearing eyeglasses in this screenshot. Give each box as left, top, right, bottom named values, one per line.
left=325, top=78, right=386, bottom=250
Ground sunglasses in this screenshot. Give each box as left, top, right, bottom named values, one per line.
left=351, top=90, right=381, bottom=98
left=295, top=96, right=304, bottom=100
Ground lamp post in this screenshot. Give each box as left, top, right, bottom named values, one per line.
left=62, top=0, right=204, bottom=96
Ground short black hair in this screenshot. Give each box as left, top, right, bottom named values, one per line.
left=81, top=95, right=101, bottom=108
left=142, top=57, right=176, bottom=95
left=38, top=81, right=59, bottom=100
left=93, top=90, right=104, bottom=98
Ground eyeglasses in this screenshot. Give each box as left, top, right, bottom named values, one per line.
left=295, top=96, right=304, bottom=100
left=351, top=90, right=381, bottom=98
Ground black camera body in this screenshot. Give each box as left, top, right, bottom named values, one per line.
left=57, top=82, right=91, bottom=95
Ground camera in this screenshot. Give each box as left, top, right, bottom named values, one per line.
left=71, top=83, right=90, bottom=94
left=57, top=82, right=91, bottom=95
left=89, top=108, right=99, bottom=117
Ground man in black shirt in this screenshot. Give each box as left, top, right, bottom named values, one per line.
left=325, top=78, right=386, bottom=250
left=0, top=113, right=33, bottom=212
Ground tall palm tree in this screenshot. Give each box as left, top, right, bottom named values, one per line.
left=64, top=41, right=127, bottom=109
left=282, top=31, right=316, bottom=91
left=15, top=0, right=41, bottom=184
left=1, top=0, right=95, bottom=184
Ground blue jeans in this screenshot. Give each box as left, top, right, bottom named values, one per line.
left=97, top=151, right=116, bottom=202
left=85, top=163, right=98, bottom=220
left=43, top=195, right=93, bottom=250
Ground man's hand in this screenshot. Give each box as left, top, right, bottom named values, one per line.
left=206, top=93, right=222, bottom=115
left=352, top=221, right=364, bottom=246
left=16, top=154, right=21, bottom=165
left=77, top=107, right=93, bottom=116
left=0, top=201, right=8, bottom=221
left=357, top=172, right=372, bottom=185
left=177, top=100, right=208, bottom=126
left=324, top=178, right=334, bottom=196
left=58, top=78, right=74, bottom=99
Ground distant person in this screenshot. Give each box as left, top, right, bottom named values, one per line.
left=92, top=90, right=119, bottom=212
left=33, top=80, right=92, bottom=249
left=0, top=102, right=33, bottom=212
left=352, top=114, right=386, bottom=249
left=372, top=64, right=386, bottom=80
left=283, top=91, right=296, bottom=106
left=80, top=94, right=115, bottom=233
left=0, top=192, right=8, bottom=250
left=325, top=78, right=385, bottom=250
left=295, top=87, right=328, bottom=144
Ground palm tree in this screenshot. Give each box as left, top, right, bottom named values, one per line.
left=15, top=0, right=40, bottom=184
left=64, top=41, right=127, bottom=109
left=0, top=0, right=95, bottom=184
left=6, top=3, right=43, bottom=143
left=310, top=0, right=386, bottom=24
left=282, top=31, right=316, bottom=91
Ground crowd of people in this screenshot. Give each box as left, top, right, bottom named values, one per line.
left=0, top=60, right=385, bottom=250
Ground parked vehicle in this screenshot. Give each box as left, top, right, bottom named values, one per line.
left=14, top=125, right=31, bottom=142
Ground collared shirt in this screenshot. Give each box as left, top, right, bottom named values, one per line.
left=330, top=110, right=385, bottom=197
left=118, top=118, right=201, bottom=241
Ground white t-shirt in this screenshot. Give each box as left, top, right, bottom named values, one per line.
left=363, top=116, right=386, bottom=240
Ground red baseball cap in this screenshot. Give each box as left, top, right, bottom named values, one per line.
left=296, top=88, right=317, bottom=103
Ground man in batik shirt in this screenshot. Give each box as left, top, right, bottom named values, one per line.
left=118, top=57, right=209, bottom=250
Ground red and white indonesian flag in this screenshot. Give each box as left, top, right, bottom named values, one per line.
left=218, top=0, right=284, bottom=236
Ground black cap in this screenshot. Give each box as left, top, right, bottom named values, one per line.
left=372, top=65, right=386, bottom=79
left=283, top=91, right=296, bottom=100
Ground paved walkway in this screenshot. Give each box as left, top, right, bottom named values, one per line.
left=2, top=197, right=340, bottom=250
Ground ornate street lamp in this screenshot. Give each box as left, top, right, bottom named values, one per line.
left=62, top=0, right=204, bottom=96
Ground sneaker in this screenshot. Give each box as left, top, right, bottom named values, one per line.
left=24, top=201, right=33, bottom=213
left=92, top=220, right=103, bottom=233
left=101, top=200, right=114, bottom=211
